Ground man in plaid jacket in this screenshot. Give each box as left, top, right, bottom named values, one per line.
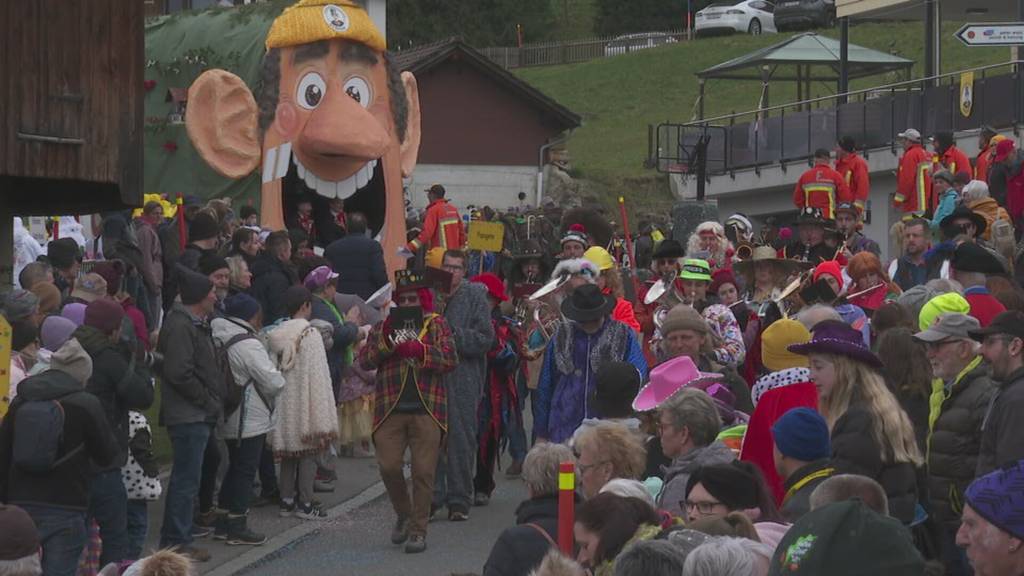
left=359, top=271, right=457, bottom=554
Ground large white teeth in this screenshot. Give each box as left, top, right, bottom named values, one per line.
left=292, top=156, right=378, bottom=200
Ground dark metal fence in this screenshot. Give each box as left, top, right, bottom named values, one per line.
left=650, top=62, right=1022, bottom=176
left=479, top=31, right=687, bottom=69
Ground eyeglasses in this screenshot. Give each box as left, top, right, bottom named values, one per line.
left=683, top=500, right=725, bottom=516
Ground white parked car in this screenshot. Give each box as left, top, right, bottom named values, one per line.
left=695, top=0, right=777, bottom=36
left=604, top=32, right=679, bottom=57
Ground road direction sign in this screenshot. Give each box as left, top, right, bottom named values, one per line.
left=956, top=23, right=1024, bottom=46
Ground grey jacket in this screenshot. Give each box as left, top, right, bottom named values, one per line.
left=658, top=440, right=736, bottom=517
left=211, top=317, right=285, bottom=440
left=158, top=303, right=223, bottom=426
left=443, top=282, right=495, bottom=396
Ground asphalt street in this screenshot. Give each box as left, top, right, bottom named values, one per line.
left=240, top=458, right=529, bottom=576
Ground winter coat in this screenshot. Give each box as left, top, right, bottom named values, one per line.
left=310, top=294, right=359, bottom=396
left=0, top=367, right=119, bottom=510
left=741, top=369, right=818, bottom=504
left=73, top=324, right=154, bottom=468
left=324, top=234, right=388, bottom=301
left=443, top=282, right=495, bottom=396
left=267, top=318, right=338, bottom=458
left=658, top=440, right=736, bottom=518
left=122, top=411, right=162, bottom=501
left=158, top=303, right=223, bottom=426
left=927, top=357, right=995, bottom=524
left=830, top=405, right=919, bottom=524
left=968, top=197, right=1011, bottom=241
left=133, top=217, right=163, bottom=294
left=250, top=253, right=299, bottom=324
left=780, top=459, right=834, bottom=523
left=977, top=366, right=1024, bottom=477
left=483, top=495, right=568, bottom=576
left=211, top=316, right=286, bottom=440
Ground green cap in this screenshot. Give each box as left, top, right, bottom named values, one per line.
left=679, top=259, right=712, bottom=282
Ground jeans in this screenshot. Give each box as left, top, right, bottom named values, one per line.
left=220, top=434, right=266, bottom=515
left=89, top=468, right=129, bottom=566
left=125, top=500, right=148, bottom=560
left=20, top=504, right=87, bottom=576
left=160, top=422, right=212, bottom=547
left=374, top=413, right=442, bottom=536
left=258, top=443, right=279, bottom=495
left=199, top=432, right=222, bottom=513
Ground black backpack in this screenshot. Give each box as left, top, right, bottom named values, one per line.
left=217, top=331, right=259, bottom=418
left=12, top=392, right=84, bottom=474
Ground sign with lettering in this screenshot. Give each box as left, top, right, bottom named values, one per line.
left=956, top=23, right=1024, bottom=46
left=467, top=221, right=505, bottom=253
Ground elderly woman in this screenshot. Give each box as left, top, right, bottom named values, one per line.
left=482, top=443, right=577, bottom=576
left=686, top=221, right=732, bottom=271
left=961, top=179, right=1011, bottom=241
left=574, top=421, right=647, bottom=499
left=226, top=255, right=253, bottom=296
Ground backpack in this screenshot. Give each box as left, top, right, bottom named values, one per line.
left=217, top=332, right=259, bottom=418
left=12, top=392, right=84, bottom=474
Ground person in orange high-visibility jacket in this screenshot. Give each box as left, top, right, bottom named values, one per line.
left=932, top=130, right=972, bottom=180
left=895, top=129, right=933, bottom=216
left=835, top=136, right=870, bottom=213
left=793, top=148, right=851, bottom=221
left=406, top=184, right=466, bottom=253
left=975, top=126, right=999, bottom=182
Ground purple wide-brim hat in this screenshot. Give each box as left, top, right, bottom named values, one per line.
left=633, top=355, right=724, bottom=412
left=787, top=320, right=883, bottom=369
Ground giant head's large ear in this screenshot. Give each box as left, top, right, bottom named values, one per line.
left=186, top=69, right=262, bottom=179
left=399, top=71, right=421, bottom=179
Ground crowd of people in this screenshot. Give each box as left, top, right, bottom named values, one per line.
left=3, top=124, right=1024, bottom=576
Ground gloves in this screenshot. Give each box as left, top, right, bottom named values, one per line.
left=395, top=339, right=426, bottom=360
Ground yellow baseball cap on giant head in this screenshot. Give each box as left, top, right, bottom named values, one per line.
left=266, top=0, right=386, bottom=52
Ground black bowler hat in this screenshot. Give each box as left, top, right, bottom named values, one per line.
left=652, top=239, right=686, bottom=259
left=561, top=284, right=615, bottom=323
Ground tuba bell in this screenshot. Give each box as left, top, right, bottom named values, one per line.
left=645, top=272, right=687, bottom=333
left=734, top=241, right=755, bottom=261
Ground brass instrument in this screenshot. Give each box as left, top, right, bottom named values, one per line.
left=734, top=242, right=755, bottom=261
left=645, top=272, right=689, bottom=341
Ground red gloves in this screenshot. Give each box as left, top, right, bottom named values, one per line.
left=395, top=340, right=425, bottom=360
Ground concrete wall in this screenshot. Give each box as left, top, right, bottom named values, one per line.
left=670, top=130, right=1015, bottom=261
left=407, top=164, right=537, bottom=211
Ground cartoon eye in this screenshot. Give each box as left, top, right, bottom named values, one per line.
left=296, top=72, right=327, bottom=110
left=342, top=77, right=371, bottom=108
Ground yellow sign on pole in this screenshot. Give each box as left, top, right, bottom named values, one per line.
left=467, top=221, right=505, bottom=253
left=960, top=71, right=975, bottom=118
left=0, top=315, right=12, bottom=419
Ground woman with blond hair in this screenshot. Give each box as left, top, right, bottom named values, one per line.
left=788, top=320, right=923, bottom=525
left=573, top=421, right=647, bottom=499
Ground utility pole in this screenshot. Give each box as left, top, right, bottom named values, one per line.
left=838, top=17, right=849, bottom=104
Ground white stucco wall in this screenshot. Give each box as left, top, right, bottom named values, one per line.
left=406, top=164, right=537, bottom=211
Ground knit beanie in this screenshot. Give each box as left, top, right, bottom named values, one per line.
left=2, top=289, right=39, bottom=322
left=897, top=284, right=939, bottom=322
left=561, top=223, right=589, bottom=248
left=685, top=461, right=762, bottom=511
left=198, top=253, right=230, bottom=277
left=61, top=302, right=87, bottom=326
left=224, top=293, right=261, bottom=322
left=50, top=338, right=93, bottom=384
left=46, top=237, right=81, bottom=269
left=177, top=265, right=214, bottom=306
left=0, top=504, right=39, bottom=561
left=964, top=460, right=1024, bottom=540
left=659, top=304, right=708, bottom=337
left=846, top=252, right=884, bottom=282
left=40, top=315, right=78, bottom=352
left=709, top=269, right=738, bottom=296
left=812, top=261, right=844, bottom=292
left=918, top=292, right=970, bottom=331
left=761, top=319, right=811, bottom=372
left=30, top=281, right=62, bottom=316
left=90, top=261, right=124, bottom=296
left=189, top=212, right=220, bottom=242
left=84, top=299, right=126, bottom=334
left=771, top=407, right=831, bottom=462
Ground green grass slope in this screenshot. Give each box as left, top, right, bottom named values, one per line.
left=516, top=21, right=1011, bottom=204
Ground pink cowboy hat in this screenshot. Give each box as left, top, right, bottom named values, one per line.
left=632, top=356, right=724, bottom=412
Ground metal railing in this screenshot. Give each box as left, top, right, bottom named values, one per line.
left=650, top=61, right=1023, bottom=176
left=478, top=31, right=687, bottom=70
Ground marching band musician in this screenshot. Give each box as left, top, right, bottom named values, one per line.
left=635, top=239, right=687, bottom=366
left=583, top=247, right=641, bottom=333
left=834, top=202, right=880, bottom=258
left=782, top=207, right=838, bottom=264
left=677, top=258, right=745, bottom=366
left=686, top=221, right=733, bottom=271
left=733, top=245, right=811, bottom=308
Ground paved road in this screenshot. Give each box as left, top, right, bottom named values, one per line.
left=241, top=458, right=529, bottom=576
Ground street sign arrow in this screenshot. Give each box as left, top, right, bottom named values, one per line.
left=956, top=23, right=1024, bottom=46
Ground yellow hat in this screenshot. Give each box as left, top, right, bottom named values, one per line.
left=583, top=246, right=614, bottom=271
left=761, top=319, right=811, bottom=372
left=266, top=0, right=385, bottom=52
left=132, top=193, right=177, bottom=219
left=425, top=247, right=445, bottom=270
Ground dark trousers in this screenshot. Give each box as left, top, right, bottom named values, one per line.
left=506, top=374, right=531, bottom=462
left=198, top=432, right=221, bottom=513
left=89, top=468, right=129, bottom=566
left=473, top=395, right=499, bottom=497
left=160, top=422, right=212, bottom=547
left=258, top=443, right=278, bottom=495
left=220, top=434, right=266, bottom=515
left=125, top=500, right=149, bottom=560
left=20, top=504, right=87, bottom=576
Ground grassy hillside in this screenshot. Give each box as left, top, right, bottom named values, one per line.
left=516, top=21, right=1011, bottom=208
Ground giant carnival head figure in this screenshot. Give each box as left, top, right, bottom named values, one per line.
left=186, top=0, right=420, bottom=274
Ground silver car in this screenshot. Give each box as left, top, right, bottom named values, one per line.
left=695, top=0, right=778, bottom=36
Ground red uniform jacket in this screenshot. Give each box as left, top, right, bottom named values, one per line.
left=936, top=145, right=972, bottom=178
left=834, top=153, right=870, bottom=212
left=793, top=163, right=852, bottom=220
left=406, top=199, right=466, bottom=252
left=976, top=144, right=993, bottom=182
left=895, top=144, right=933, bottom=215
